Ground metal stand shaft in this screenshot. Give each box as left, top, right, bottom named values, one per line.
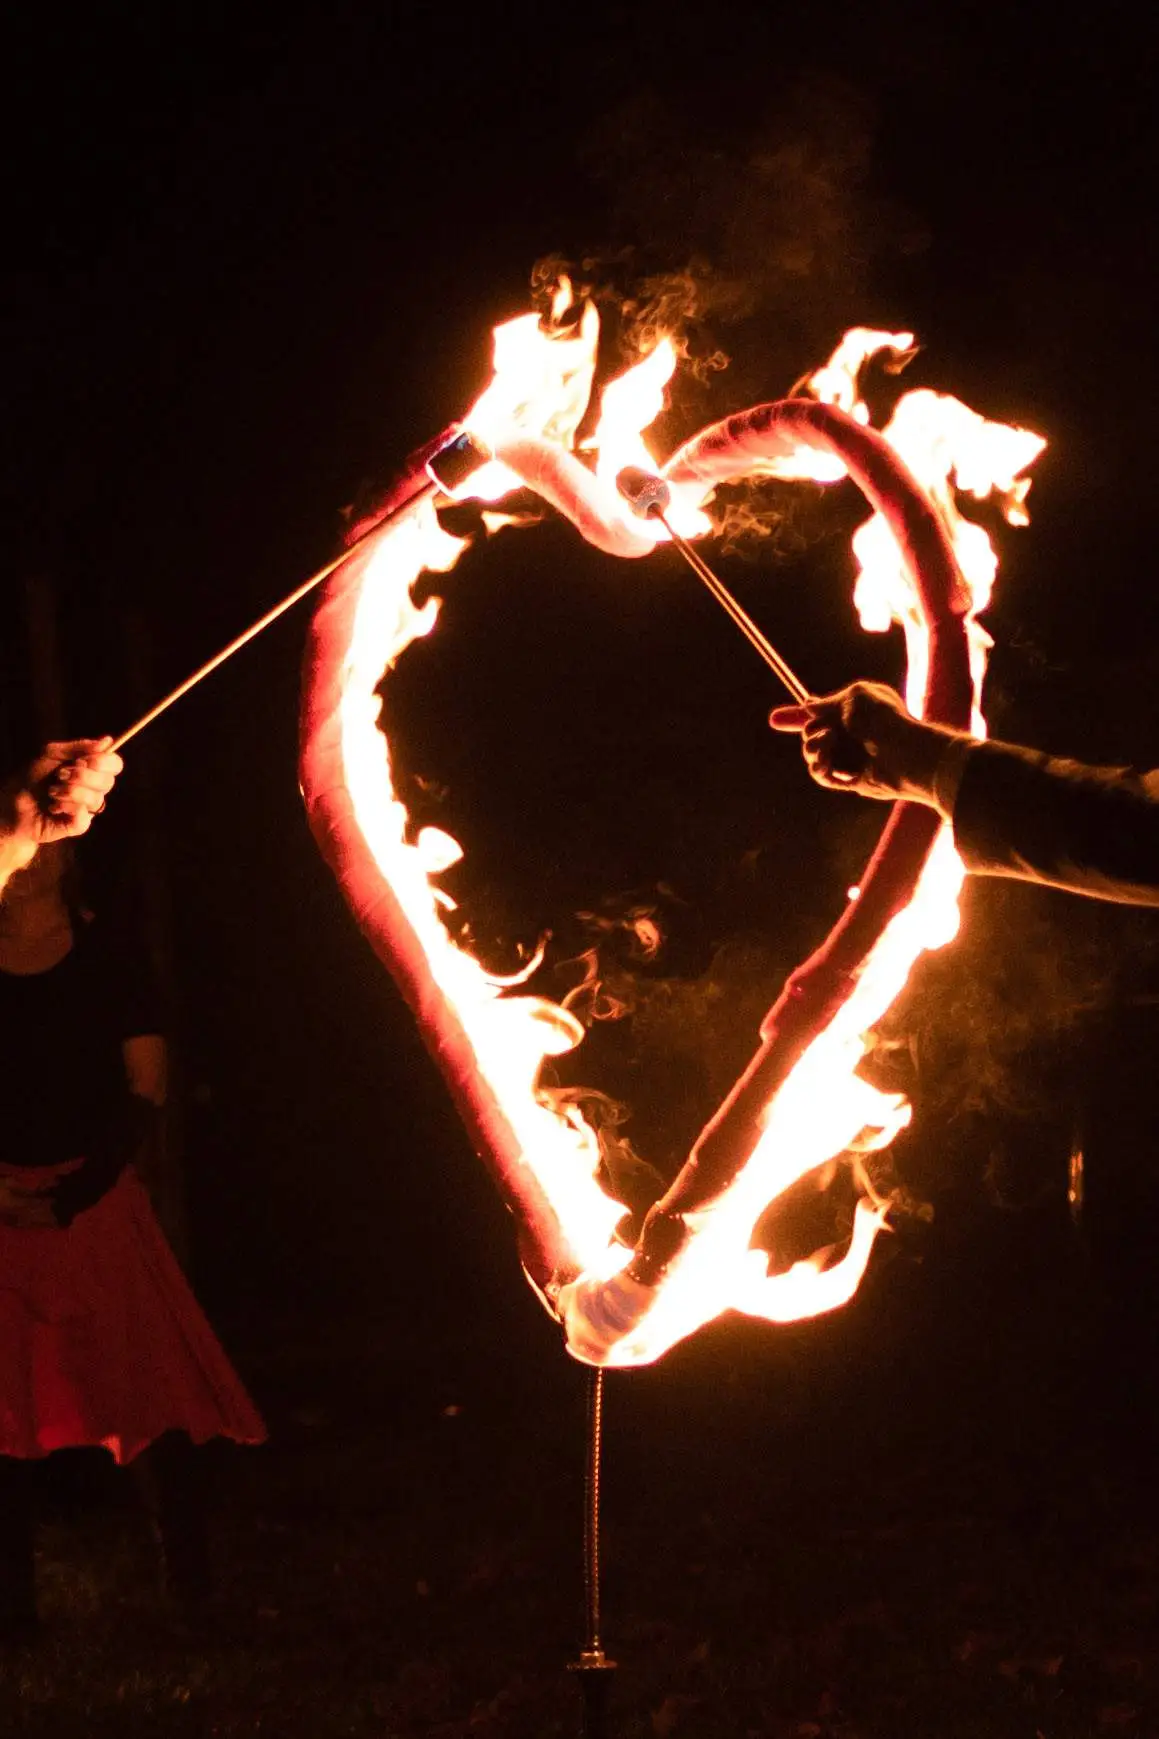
left=569, top=1367, right=616, bottom=1737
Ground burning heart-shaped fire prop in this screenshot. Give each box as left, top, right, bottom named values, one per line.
left=300, top=298, right=1043, bottom=1366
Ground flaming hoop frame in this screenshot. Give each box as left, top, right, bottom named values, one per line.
left=299, top=305, right=1043, bottom=1369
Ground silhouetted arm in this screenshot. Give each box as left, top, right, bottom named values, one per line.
left=952, top=740, right=1159, bottom=905
left=771, top=681, right=1159, bottom=906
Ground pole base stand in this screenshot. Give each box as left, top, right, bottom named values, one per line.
left=569, top=1651, right=617, bottom=1738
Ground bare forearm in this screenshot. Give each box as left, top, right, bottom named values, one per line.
left=0, top=779, right=37, bottom=893
left=840, top=721, right=1159, bottom=903
left=950, top=740, right=1159, bottom=904
left=0, top=829, right=37, bottom=896
left=770, top=681, right=1159, bottom=906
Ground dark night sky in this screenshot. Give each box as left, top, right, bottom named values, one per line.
left=2, top=5, right=1158, bottom=1326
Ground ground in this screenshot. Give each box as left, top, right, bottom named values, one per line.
left=3, top=1232, right=1159, bottom=1739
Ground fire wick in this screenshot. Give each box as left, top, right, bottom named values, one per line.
left=615, top=467, right=811, bottom=706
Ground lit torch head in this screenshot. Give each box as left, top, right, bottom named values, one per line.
left=426, top=428, right=494, bottom=498
left=616, top=466, right=671, bottom=521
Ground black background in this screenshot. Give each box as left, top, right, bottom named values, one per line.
left=3, top=0, right=1159, bottom=1451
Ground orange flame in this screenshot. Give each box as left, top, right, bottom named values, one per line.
left=338, top=300, right=1044, bottom=1364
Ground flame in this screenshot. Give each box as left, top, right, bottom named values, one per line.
left=458, top=294, right=600, bottom=502
left=339, top=300, right=1043, bottom=1363
left=759, top=329, right=918, bottom=484
left=808, top=327, right=917, bottom=421
left=586, top=338, right=710, bottom=540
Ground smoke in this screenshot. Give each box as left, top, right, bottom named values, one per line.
left=534, top=72, right=923, bottom=547
left=540, top=892, right=793, bottom=1187
left=874, top=882, right=1119, bottom=1119
left=424, top=99, right=1130, bottom=1240
left=537, top=1084, right=665, bottom=1231
left=531, top=856, right=1131, bottom=1243
left=861, top=875, right=1130, bottom=1212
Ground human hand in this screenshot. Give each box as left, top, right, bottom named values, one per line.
left=1, top=739, right=123, bottom=872
left=769, top=681, right=957, bottom=805
left=0, top=1175, right=59, bottom=1229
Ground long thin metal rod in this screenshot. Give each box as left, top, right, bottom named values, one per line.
left=570, top=1365, right=615, bottom=1737
left=656, top=511, right=811, bottom=704
left=583, top=1366, right=605, bottom=1654
left=113, top=474, right=807, bottom=751
left=111, top=479, right=438, bottom=751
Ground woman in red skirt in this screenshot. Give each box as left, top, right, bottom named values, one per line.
left=0, top=829, right=266, bottom=1636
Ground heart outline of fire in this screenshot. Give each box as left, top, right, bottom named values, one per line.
left=300, top=287, right=1044, bottom=1367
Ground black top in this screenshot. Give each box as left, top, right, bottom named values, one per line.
left=0, top=918, right=161, bottom=1222
left=954, top=740, right=1159, bottom=906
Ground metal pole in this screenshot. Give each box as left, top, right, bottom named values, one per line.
left=569, top=1367, right=616, bottom=1737
left=614, top=469, right=811, bottom=706
left=110, top=480, right=438, bottom=751
left=655, top=511, right=811, bottom=705
left=108, top=425, right=493, bottom=752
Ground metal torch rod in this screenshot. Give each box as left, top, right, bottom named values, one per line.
left=111, top=480, right=439, bottom=751
left=570, top=1366, right=616, bottom=1737
left=655, top=511, right=810, bottom=705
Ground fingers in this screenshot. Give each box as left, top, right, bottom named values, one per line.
left=770, top=696, right=853, bottom=788
left=68, top=753, right=121, bottom=802
left=770, top=681, right=918, bottom=797
left=769, top=684, right=894, bottom=799
left=768, top=693, right=845, bottom=733
left=44, top=735, right=113, bottom=758
left=768, top=704, right=812, bottom=732
left=37, top=737, right=113, bottom=775
left=42, top=742, right=122, bottom=834
left=769, top=683, right=906, bottom=730
left=802, top=728, right=850, bottom=791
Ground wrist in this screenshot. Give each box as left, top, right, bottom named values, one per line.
left=929, top=734, right=974, bottom=819
left=0, top=815, right=37, bottom=890
left=892, top=718, right=967, bottom=807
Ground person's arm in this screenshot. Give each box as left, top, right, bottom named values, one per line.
left=119, top=1033, right=168, bottom=1202
left=50, top=1089, right=160, bottom=1226
left=950, top=739, right=1159, bottom=904
left=0, top=739, right=122, bottom=895
left=123, top=1033, right=167, bottom=1107
left=51, top=920, right=169, bottom=1227
left=50, top=1009, right=167, bottom=1228
left=770, top=682, right=1159, bottom=906
left=50, top=1036, right=166, bottom=1227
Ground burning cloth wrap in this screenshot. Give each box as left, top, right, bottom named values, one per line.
left=300, top=395, right=973, bottom=1365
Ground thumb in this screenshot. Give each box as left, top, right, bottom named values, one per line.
left=768, top=704, right=812, bottom=732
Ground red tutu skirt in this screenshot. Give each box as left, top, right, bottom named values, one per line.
left=0, top=1162, right=266, bottom=1464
